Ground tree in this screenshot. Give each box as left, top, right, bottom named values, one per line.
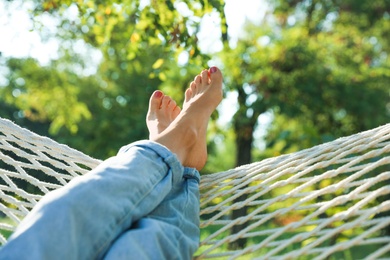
left=0, top=0, right=225, bottom=158
left=221, top=0, right=390, bottom=248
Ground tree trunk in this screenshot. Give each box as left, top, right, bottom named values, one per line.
left=228, top=123, right=254, bottom=249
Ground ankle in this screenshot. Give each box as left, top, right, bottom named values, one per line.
left=179, top=123, right=198, bottom=149
left=151, top=123, right=197, bottom=160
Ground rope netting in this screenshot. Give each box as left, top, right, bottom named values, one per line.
left=197, top=123, right=390, bottom=259
left=0, top=118, right=101, bottom=244
left=0, top=117, right=389, bottom=259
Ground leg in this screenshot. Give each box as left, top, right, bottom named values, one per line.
left=102, top=66, right=223, bottom=259
left=0, top=66, right=223, bottom=259
left=104, top=168, right=200, bottom=260
left=0, top=141, right=186, bottom=260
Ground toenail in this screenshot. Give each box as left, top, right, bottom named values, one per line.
left=210, top=66, right=217, bottom=73
left=154, top=90, right=163, bottom=98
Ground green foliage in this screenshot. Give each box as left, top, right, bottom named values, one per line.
left=1, top=0, right=389, bottom=165
left=221, top=0, right=389, bottom=248
left=1, top=58, right=91, bottom=134
left=203, top=125, right=237, bottom=174
left=0, top=0, right=221, bottom=158
left=222, top=0, right=389, bottom=165
left=36, top=0, right=221, bottom=63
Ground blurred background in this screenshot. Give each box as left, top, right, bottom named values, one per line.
left=1, top=0, right=389, bottom=171
left=0, top=0, right=389, bottom=253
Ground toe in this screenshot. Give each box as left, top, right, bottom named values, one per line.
left=167, top=99, right=177, bottom=111
left=149, top=90, right=164, bottom=112
left=190, top=82, right=197, bottom=96
left=194, top=75, right=202, bottom=85
left=172, top=106, right=181, bottom=118
left=209, top=66, right=223, bottom=84
left=185, top=88, right=192, bottom=102
left=161, top=95, right=171, bottom=108
left=201, top=69, right=209, bottom=86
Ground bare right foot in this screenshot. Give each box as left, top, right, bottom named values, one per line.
left=152, top=67, right=223, bottom=170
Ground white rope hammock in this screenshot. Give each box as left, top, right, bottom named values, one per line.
left=0, top=117, right=389, bottom=259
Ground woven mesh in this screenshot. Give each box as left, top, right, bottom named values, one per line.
left=197, top=123, right=390, bottom=259
left=0, top=118, right=101, bottom=244
left=0, top=117, right=389, bottom=259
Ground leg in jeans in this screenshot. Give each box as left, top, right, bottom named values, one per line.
left=102, top=66, right=223, bottom=259
left=104, top=167, right=200, bottom=260
left=0, top=66, right=223, bottom=260
left=0, top=140, right=189, bottom=260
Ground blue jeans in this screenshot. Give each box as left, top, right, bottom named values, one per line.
left=0, top=141, right=200, bottom=259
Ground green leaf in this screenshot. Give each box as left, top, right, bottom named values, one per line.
left=152, top=58, right=164, bottom=69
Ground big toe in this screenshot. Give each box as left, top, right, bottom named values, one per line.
left=148, top=90, right=164, bottom=113
left=209, top=66, right=223, bottom=85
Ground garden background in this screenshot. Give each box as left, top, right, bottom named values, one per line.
left=0, top=0, right=389, bottom=254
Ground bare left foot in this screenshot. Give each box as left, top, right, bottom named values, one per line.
left=146, top=90, right=181, bottom=139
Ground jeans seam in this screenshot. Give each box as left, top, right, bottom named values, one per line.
left=178, top=179, right=190, bottom=231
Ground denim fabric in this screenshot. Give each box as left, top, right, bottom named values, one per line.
left=0, top=140, right=200, bottom=260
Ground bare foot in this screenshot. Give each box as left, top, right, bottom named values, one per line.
left=146, top=90, right=181, bottom=139
left=152, top=67, right=223, bottom=170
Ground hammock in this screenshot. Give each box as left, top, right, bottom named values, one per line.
left=0, top=117, right=389, bottom=259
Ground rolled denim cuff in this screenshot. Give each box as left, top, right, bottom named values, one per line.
left=118, top=140, right=201, bottom=184
left=183, top=167, right=200, bottom=183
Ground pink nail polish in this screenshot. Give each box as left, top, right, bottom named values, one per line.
left=210, top=66, right=217, bottom=73
left=154, top=90, right=163, bottom=98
